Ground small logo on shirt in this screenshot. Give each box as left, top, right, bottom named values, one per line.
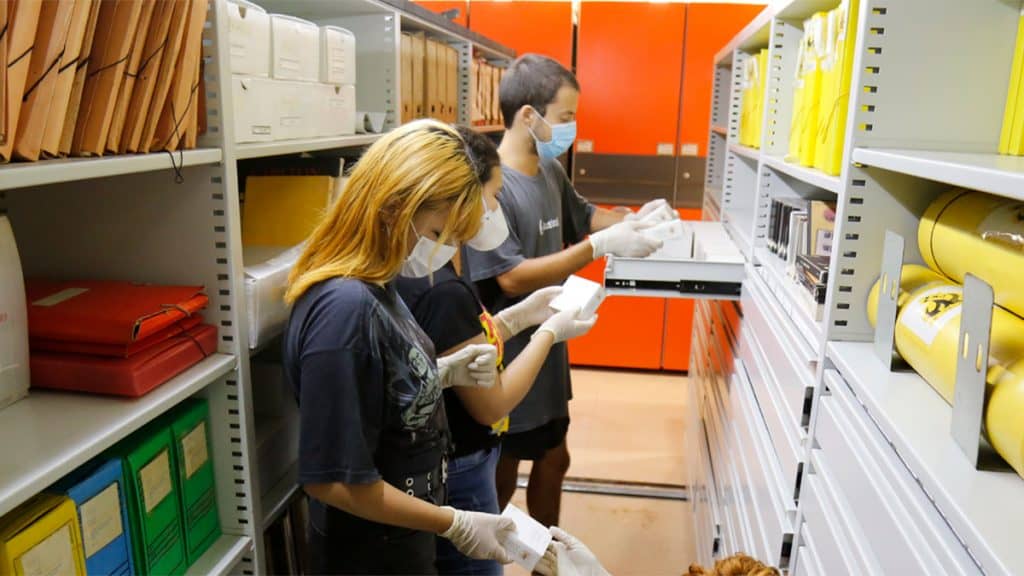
left=539, top=218, right=560, bottom=236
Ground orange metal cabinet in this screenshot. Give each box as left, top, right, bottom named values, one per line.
left=469, top=2, right=573, bottom=69
left=414, top=1, right=469, bottom=27
left=576, top=3, right=686, bottom=156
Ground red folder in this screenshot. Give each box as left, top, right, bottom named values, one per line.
left=26, top=280, right=208, bottom=345
left=31, top=316, right=203, bottom=357
left=30, top=323, right=218, bottom=397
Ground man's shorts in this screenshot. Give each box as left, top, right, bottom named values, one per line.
left=499, top=417, right=570, bottom=461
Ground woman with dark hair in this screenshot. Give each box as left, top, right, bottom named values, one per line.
left=397, top=125, right=596, bottom=575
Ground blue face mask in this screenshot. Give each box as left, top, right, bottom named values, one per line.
left=528, top=111, right=577, bottom=160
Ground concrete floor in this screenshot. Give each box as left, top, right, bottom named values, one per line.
left=506, top=368, right=696, bottom=575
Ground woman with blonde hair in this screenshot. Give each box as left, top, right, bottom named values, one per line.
left=283, top=120, right=518, bottom=573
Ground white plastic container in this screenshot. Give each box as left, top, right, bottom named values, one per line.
left=226, top=0, right=271, bottom=76
left=0, top=216, right=29, bottom=411
left=244, top=245, right=303, bottom=350
left=320, top=25, right=356, bottom=85
left=270, top=14, right=320, bottom=82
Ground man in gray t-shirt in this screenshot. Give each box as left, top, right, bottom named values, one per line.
left=463, top=54, right=667, bottom=527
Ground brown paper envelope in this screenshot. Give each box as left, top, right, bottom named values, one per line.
left=1, top=0, right=43, bottom=162
left=13, top=0, right=75, bottom=161
left=105, top=0, right=156, bottom=154
left=1, top=1, right=10, bottom=146
left=58, top=0, right=100, bottom=156
left=151, top=0, right=205, bottom=151
left=138, top=0, right=190, bottom=153
left=400, top=33, right=412, bottom=123
left=40, top=0, right=94, bottom=158
left=184, top=53, right=199, bottom=149
left=447, top=46, right=458, bottom=122
left=121, top=0, right=174, bottom=153
left=411, top=32, right=425, bottom=118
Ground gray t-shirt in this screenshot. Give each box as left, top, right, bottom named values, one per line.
left=464, top=157, right=595, bottom=433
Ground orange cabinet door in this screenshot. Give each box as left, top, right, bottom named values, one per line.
left=469, top=2, right=573, bottom=68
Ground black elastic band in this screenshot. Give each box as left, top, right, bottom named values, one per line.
left=9, top=44, right=33, bottom=68
left=164, top=149, right=185, bottom=184
left=131, top=36, right=168, bottom=79
left=86, top=52, right=130, bottom=79
left=0, top=22, right=9, bottom=43
left=58, top=56, right=79, bottom=74
left=76, top=56, right=91, bottom=71
left=22, top=48, right=66, bottom=101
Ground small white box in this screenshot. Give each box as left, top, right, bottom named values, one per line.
left=226, top=0, right=271, bottom=76
left=320, top=25, right=356, bottom=85
left=0, top=216, right=29, bottom=412
left=315, top=83, right=357, bottom=137
left=270, top=14, right=320, bottom=82
left=274, top=79, right=317, bottom=140
left=244, top=244, right=303, bottom=350
left=649, top=220, right=695, bottom=259
left=550, top=275, right=605, bottom=319
left=232, top=75, right=276, bottom=142
left=500, top=505, right=552, bottom=572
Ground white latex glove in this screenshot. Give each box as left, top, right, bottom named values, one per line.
left=589, top=220, right=663, bottom=259
left=495, top=286, right=562, bottom=337
left=533, top=307, right=597, bottom=344
left=439, top=506, right=516, bottom=563
left=437, top=344, right=498, bottom=389
left=637, top=202, right=678, bottom=224
left=624, top=198, right=669, bottom=221
left=546, top=527, right=610, bottom=576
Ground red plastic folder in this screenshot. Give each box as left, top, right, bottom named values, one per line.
left=31, top=316, right=203, bottom=358
left=30, top=323, right=218, bottom=397
left=26, top=280, right=208, bottom=345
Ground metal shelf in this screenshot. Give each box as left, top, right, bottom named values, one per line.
left=853, top=148, right=1024, bottom=202
left=729, top=143, right=761, bottom=163
left=753, top=247, right=823, bottom=353
left=235, top=135, right=383, bottom=160
left=828, top=341, right=1024, bottom=576
left=761, top=154, right=843, bottom=195
left=0, top=149, right=223, bottom=192
left=0, top=354, right=235, bottom=517
left=260, top=462, right=300, bottom=532
left=188, top=535, right=253, bottom=576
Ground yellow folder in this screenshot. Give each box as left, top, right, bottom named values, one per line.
left=817, top=0, right=860, bottom=175
left=798, top=13, right=826, bottom=167
left=0, top=494, right=86, bottom=576
left=1001, top=8, right=1024, bottom=155
left=242, top=176, right=336, bottom=246
left=786, top=35, right=808, bottom=162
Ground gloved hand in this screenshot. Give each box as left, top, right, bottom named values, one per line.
left=533, top=307, right=597, bottom=344
left=437, top=344, right=498, bottom=389
left=545, top=526, right=610, bottom=576
left=624, top=198, right=675, bottom=223
left=439, top=507, right=516, bottom=563
left=589, top=220, right=663, bottom=259
left=495, top=286, right=562, bottom=337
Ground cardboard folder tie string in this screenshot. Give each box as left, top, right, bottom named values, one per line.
left=86, top=53, right=131, bottom=79
left=130, top=37, right=169, bottom=79
left=22, top=48, right=67, bottom=101
left=9, top=44, right=34, bottom=68
left=158, top=80, right=200, bottom=150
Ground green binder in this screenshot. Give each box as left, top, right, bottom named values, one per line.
left=111, top=425, right=187, bottom=575
left=165, top=399, right=221, bottom=565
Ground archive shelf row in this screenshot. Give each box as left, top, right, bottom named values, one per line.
left=692, top=0, right=1024, bottom=574
left=0, top=0, right=514, bottom=573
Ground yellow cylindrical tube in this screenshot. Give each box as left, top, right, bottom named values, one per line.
left=894, top=280, right=1024, bottom=478
left=866, top=264, right=946, bottom=328
left=919, top=189, right=1024, bottom=318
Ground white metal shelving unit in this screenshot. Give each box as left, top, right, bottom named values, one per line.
left=690, top=0, right=1024, bottom=574
left=0, top=0, right=513, bottom=573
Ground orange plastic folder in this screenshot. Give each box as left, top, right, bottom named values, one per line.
left=32, top=315, right=203, bottom=358
left=30, top=323, right=218, bottom=397
left=26, top=280, right=208, bottom=345
left=1, top=0, right=43, bottom=162
left=40, top=0, right=94, bottom=158
left=13, top=0, right=75, bottom=161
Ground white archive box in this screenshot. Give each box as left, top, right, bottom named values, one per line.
left=604, top=221, right=746, bottom=300
left=233, top=76, right=275, bottom=142
left=550, top=275, right=605, bottom=319
left=275, top=79, right=317, bottom=140
left=320, top=26, right=357, bottom=85
left=227, top=0, right=271, bottom=76
left=244, top=244, right=303, bottom=350
left=0, top=216, right=29, bottom=412
left=315, top=84, right=357, bottom=137
left=270, top=14, right=320, bottom=82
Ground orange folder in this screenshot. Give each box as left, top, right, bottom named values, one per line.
left=151, top=0, right=206, bottom=152
left=105, top=0, right=156, bottom=154
left=138, top=0, right=190, bottom=153
left=1, top=0, right=43, bottom=162
left=1, top=1, right=9, bottom=146
left=57, top=0, right=101, bottom=157
left=13, top=0, right=75, bottom=161
left=40, top=0, right=94, bottom=158
left=121, top=0, right=175, bottom=153
left=32, top=315, right=203, bottom=358
left=26, top=279, right=208, bottom=345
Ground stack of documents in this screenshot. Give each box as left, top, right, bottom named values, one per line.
left=1000, top=4, right=1024, bottom=155
left=2, top=0, right=209, bottom=162
left=738, top=49, right=767, bottom=149
left=25, top=280, right=216, bottom=397
left=400, top=32, right=462, bottom=124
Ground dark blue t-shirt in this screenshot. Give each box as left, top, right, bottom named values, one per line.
left=283, top=277, right=448, bottom=486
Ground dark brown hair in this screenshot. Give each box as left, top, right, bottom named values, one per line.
left=499, top=53, right=580, bottom=129
left=455, top=125, right=501, bottom=186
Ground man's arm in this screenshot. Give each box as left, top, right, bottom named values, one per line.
left=495, top=240, right=594, bottom=298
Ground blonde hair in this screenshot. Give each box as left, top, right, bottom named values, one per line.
left=687, top=554, right=780, bottom=576
left=285, top=120, right=483, bottom=304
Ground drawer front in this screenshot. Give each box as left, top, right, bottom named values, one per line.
left=800, top=472, right=861, bottom=576
left=703, top=392, right=739, bottom=556
left=793, top=546, right=822, bottom=576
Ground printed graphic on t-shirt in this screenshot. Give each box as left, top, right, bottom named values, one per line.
left=539, top=218, right=560, bottom=236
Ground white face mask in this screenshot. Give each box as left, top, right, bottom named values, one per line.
left=400, top=225, right=458, bottom=278
left=466, top=198, right=509, bottom=251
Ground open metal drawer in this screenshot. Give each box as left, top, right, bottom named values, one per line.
left=603, top=222, right=745, bottom=300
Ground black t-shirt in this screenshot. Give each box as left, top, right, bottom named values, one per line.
left=284, top=276, right=447, bottom=483
left=396, top=262, right=506, bottom=458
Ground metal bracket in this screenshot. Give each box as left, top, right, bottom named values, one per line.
left=951, top=274, right=1004, bottom=470
left=873, top=230, right=904, bottom=369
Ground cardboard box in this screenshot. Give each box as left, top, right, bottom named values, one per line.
left=0, top=494, right=86, bottom=576
left=0, top=216, right=29, bottom=412
left=274, top=79, right=316, bottom=140
left=226, top=0, right=271, bottom=77
left=164, top=399, right=221, bottom=565
left=319, top=25, right=356, bottom=86
left=315, top=83, right=356, bottom=137
left=53, top=459, right=134, bottom=576
left=550, top=275, right=605, bottom=320
left=270, top=14, right=319, bottom=82
left=244, top=245, right=303, bottom=350
left=232, top=75, right=275, bottom=143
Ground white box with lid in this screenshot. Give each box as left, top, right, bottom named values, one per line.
left=320, top=26, right=356, bottom=86
left=226, top=0, right=270, bottom=76
left=232, top=76, right=276, bottom=143
left=270, top=14, right=320, bottom=82
left=314, top=84, right=357, bottom=137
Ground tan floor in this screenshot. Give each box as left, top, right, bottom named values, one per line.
left=507, top=369, right=694, bottom=575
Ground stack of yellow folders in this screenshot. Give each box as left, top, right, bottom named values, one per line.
left=786, top=13, right=827, bottom=167
left=814, top=0, right=860, bottom=175
left=738, top=49, right=768, bottom=149
left=999, top=4, right=1024, bottom=155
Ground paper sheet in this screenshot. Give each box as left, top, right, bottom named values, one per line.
left=500, top=504, right=552, bottom=572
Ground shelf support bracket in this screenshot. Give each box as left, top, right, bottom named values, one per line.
left=873, top=230, right=903, bottom=369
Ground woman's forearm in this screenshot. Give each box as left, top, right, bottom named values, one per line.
left=455, top=331, right=555, bottom=424
left=304, top=480, right=455, bottom=534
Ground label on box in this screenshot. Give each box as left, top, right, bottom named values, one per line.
left=80, top=483, right=125, bottom=557
left=18, top=524, right=75, bottom=576
left=140, top=450, right=173, bottom=514
left=182, top=421, right=210, bottom=479
left=899, top=285, right=962, bottom=346
left=32, top=288, right=88, bottom=307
